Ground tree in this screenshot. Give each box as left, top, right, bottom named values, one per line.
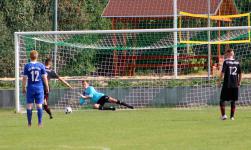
left=0, top=0, right=111, bottom=77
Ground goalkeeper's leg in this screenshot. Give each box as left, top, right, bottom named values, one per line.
left=93, top=104, right=115, bottom=111
left=109, top=97, right=134, bottom=109
left=94, top=96, right=116, bottom=111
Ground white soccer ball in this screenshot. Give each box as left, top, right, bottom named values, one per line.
left=65, top=106, right=72, bottom=114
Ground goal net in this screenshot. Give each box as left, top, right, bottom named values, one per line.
left=15, top=26, right=251, bottom=112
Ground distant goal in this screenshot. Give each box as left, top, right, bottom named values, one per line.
left=15, top=26, right=251, bottom=113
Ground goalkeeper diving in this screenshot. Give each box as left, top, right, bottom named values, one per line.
left=79, top=80, right=134, bottom=110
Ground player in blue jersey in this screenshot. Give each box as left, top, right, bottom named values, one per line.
left=22, top=50, right=49, bottom=127
left=79, top=81, right=134, bottom=110
left=218, top=49, right=242, bottom=120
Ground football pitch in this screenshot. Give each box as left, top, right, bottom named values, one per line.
left=0, top=108, right=251, bottom=150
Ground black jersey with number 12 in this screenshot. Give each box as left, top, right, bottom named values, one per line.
left=222, top=59, right=241, bottom=88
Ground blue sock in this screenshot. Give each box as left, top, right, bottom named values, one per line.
left=27, top=109, right=32, bottom=125
left=37, top=108, right=43, bottom=125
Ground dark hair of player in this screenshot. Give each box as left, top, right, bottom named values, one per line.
left=225, top=48, right=233, bottom=54
left=45, top=57, right=52, bottom=66
left=82, top=80, right=92, bottom=86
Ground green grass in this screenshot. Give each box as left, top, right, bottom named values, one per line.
left=0, top=108, right=251, bottom=150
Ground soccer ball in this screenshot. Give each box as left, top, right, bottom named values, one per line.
left=65, top=106, right=72, bottom=114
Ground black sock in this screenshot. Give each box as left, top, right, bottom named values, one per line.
left=220, top=100, right=225, bottom=116
left=230, top=101, right=236, bottom=118
left=98, top=105, right=115, bottom=111
left=43, top=105, right=52, bottom=116
left=117, top=100, right=134, bottom=109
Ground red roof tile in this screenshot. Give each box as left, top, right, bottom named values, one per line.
left=102, top=0, right=227, bottom=18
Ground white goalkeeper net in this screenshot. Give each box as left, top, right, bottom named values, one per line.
left=15, top=27, right=251, bottom=112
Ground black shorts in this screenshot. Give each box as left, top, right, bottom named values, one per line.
left=220, top=87, right=239, bottom=101
left=97, top=95, right=109, bottom=106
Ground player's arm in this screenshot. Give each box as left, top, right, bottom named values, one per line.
left=238, top=64, right=242, bottom=86
left=22, top=76, right=27, bottom=94
left=43, top=75, right=49, bottom=93
left=22, top=65, right=28, bottom=94
left=79, top=93, right=92, bottom=99
left=41, top=65, right=49, bottom=93
left=217, top=72, right=224, bottom=88
left=58, top=77, right=73, bottom=89
left=79, top=87, right=95, bottom=99
left=238, top=73, right=242, bottom=86
left=51, top=70, right=73, bottom=89
left=218, top=61, right=226, bottom=87
left=218, top=72, right=224, bottom=85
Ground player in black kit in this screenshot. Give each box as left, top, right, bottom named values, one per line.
left=44, top=58, right=73, bottom=119
left=218, top=49, right=242, bottom=120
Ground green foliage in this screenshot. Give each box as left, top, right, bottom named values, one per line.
left=84, top=0, right=110, bottom=30
left=0, top=81, right=15, bottom=89
left=64, top=34, right=102, bottom=45
left=2, top=78, right=251, bottom=90
left=0, top=0, right=110, bottom=77
left=59, top=48, right=97, bottom=76
left=135, top=69, right=155, bottom=76
left=241, top=58, right=251, bottom=73
left=234, top=0, right=251, bottom=13
left=1, top=0, right=251, bottom=77
left=107, top=80, right=133, bottom=89
left=94, top=78, right=218, bottom=89
left=0, top=11, right=14, bottom=77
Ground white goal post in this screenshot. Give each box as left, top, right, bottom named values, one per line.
left=15, top=26, right=251, bottom=113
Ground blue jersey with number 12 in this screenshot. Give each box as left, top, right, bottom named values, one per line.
left=23, top=62, right=47, bottom=90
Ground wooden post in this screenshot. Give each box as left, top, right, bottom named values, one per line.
left=122, top=21, right=128, bottom=76
left=131, top=20, right=139, bottom=76
left=207, top=0, right=211, bottom=78
left=112, top=18, right=118, bottom=76
left=217, top=10, right=221, bottom=68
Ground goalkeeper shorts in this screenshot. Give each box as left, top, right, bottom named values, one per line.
left=97, top=95, right=109, bottom=106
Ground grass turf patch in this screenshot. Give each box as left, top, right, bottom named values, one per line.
left=0, top=108, right=251, bottom=150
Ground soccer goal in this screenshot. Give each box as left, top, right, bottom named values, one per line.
left=15, top=26, right=251, bottom=113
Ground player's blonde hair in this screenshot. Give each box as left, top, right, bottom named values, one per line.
left=30, top=50, right=38, bottom=61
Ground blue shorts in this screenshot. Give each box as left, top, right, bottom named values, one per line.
left=26, top=88, right=44, bottom=104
